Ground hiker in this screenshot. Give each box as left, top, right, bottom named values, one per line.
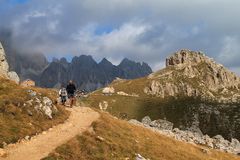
left=66, top=80, right=76, bottom=107
left=59, top=85, right=67, bottom=105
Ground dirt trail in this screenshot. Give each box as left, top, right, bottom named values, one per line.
left=0, top=107, right=100, bottom=160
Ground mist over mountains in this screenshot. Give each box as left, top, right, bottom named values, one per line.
left=0, top=35, right=152, bottom=91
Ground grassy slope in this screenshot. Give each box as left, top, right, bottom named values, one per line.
left=43, top=112, right=239, bottom=160
left=0, top=78, right=69, bottom=147
left=83, top=75, right=201, bottom=121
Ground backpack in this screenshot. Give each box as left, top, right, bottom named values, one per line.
left=60, top=88, right=67, bottom=96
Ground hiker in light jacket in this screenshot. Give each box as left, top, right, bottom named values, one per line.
left=59, top=85, right=68, bottom=105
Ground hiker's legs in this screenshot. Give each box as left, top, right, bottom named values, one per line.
left=61, top=96, right=64, bottom=105
left=62, top=96, right=66, bottom=105
left=70, top=97, right=73, bottom=107
left=68, top=94, right=75, bottom=107
left=71, top=97, right=76, bottom=107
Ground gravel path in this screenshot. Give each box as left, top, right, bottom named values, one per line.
left=0, top=107, right=99, bottom=160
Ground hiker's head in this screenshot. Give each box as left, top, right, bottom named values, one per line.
left=69, top=80, right=73, bottom=84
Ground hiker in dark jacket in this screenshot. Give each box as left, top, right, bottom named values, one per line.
left=66, top=80, right=76, bottom=107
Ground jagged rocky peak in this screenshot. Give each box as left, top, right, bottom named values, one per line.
left=145, top=49, right=240, bottom=103
left=119, top=58, right=152, bottom=79
left=166, top=49, right=207, bottom=67
left=0, top=42, right=19, bottom=83
left=165, top=49, right=240, bottom=87
left=99, top=58, right=113, bottom=66
left=71, top=55, right=97, bottom=66
left=60, top=57, right=68, bottom=64
left=119, top=58, right=133, bottom=65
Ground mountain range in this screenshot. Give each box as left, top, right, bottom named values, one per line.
left=39, top=56, right=152, bottom=91
left=0, top=40, right=152, bottom=91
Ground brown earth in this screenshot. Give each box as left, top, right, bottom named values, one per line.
left=0, top=107, right=99, bottom=160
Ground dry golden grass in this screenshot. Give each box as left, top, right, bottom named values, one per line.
left=44, top=112, right=240, bottom=160
left=0, top=78, right=69, bottom=147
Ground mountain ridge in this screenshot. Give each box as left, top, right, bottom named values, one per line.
left=39, top=55, right=152, bottom=91
left=0, top=40, right=152, bottom=91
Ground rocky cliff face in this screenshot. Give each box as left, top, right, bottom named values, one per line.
left=0, top=42, right=9, bottom=77
left=0, top=42, right=19, bottom=83
left=144, top=49, right=240, bottom=103
left=39, top=56, right=152, bottom=91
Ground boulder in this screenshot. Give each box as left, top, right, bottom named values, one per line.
left=8, top=71, right=20, bottom=84
left=135, top=154, right=149, bottom=160
left=202, top=135, right=214, bottom=148
left=43, top=97, right=53, bottom=106
left=34, top=97, right=55, bottom=119
left=230, top=138, right=240, bottom=149
left=99, top=101, right=108, bottom=111
left=102, top=87, right=115, bottom=95
left=141, top=116, right=152, bottom=125
left=117, top=91, right=129, bottom=96
left=212, top=135, right=229, bottom=151
left=42, top=97, right=53, bottom=119
left=150, top=119, right=173, bottom=130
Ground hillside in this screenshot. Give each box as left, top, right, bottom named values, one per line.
left=43, top=112, right=239, bottom=160
left=84, top=49, right=240, bottom=142
left=0, top=46, right=239, bottom=159
left=0, top=77, right=69, bottom=148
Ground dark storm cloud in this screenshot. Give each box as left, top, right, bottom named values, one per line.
left=0, top=0, right=240, bottom=73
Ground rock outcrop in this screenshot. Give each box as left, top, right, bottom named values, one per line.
left=25, top=89, right=58, bottom=119
left=0, top=42, right=19, bottom=83
left=129, top=116, right=240, bottom=155
left=0, top=42, right=10, bottom=77
left=99, top=101, right=108, bottom=111
left=102, top=87, right=115, bottom=95
left=144, top=49, right=240, bottom=103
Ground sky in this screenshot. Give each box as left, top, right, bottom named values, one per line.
left=0, top=0, right=239, bottom=73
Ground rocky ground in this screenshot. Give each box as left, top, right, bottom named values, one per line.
left=129, top=116, right=240, bottom=155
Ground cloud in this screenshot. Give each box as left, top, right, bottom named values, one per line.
left=218, top=36, right=240, bottom=67
left=0, top=0, right=240, bottom=72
